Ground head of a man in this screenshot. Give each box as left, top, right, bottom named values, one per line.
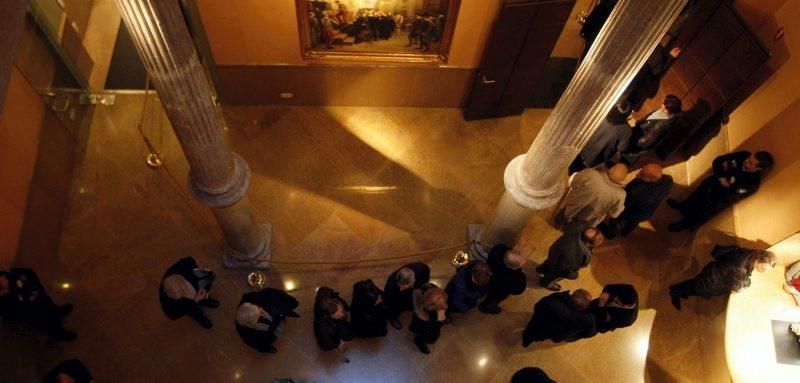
left=607, top=100, right=632, bottom=125
left=751, top=250, right=777, bottom=273
left=570, top=289, right=592, bottom=310
left=612, top=284, right=638, bottom=307
left=470, top=261, right=493, bottom=287
left=503, top=249, right=527, bottom=270
left=638, top=163, right=663, bottom=183
left=662, top=94, right=682, bottom=115
left=607, top=163, right=628, bottom=184
left=320, top=298, right=346, bottom=319
left=744, top=151, right=774, bottom=172
left=581, top=228, right=604, bottom=248
left=396, top=267, right=416, bottom=291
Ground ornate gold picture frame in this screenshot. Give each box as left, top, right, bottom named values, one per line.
left=296, top=0, right=461, bottom=64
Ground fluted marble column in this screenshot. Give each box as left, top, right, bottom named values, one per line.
left=473, top=0, right=687, bottom=254
left=115, top=0, right=270, bottom=269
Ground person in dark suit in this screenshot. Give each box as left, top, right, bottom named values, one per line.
left=669, top=246, right=776, bottom=310
left=44, top=359, right=93, bottom=383
left=479, top=244, right=527, bottom=314
left=601, top=163, right=673, bottom=238
left=158, top=257, right=218, bottom=329
left=0, top=268, right=76, bottom=341
left=445, top=260, right=492, bottom=314
left=511, top=367, right=556, bottom=383
left=313, top=286, right=354, bottom=351
left=667, top=151, right=773, bottom=232
left=622, top=95, right=682, bottom=164
left=350, top=279, right=389, bottom=338
left=590, top=284, right=638, bottom=333
left=383, top=262, right=430, bottom=329
left=522, top=289, right=596, bottom=346
left=579, top=0, right=618, bottom=60
left=569, top=100, right=632, bottom=174
left=623, top=44, right=682, bottom=111
left=537, top=223, right=603, bottom=291
left=235, top=288, right=300, bottom=353
left=409, top=283, right=448, bottom=354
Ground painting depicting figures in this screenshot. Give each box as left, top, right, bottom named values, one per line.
left=298, top=0, right=461, bottom=63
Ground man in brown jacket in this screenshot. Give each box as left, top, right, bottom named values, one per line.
left=556, top=163, right=628, bottom=228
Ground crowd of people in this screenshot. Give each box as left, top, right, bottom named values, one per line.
left=308, top=1, right=447, bottom=51
left=0, top=103, right=781, bottom=381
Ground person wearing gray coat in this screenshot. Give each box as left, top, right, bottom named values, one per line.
left=536, top=222, right=604, bottom=291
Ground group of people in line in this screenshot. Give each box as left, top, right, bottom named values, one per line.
left=308, top=1, right=446, bottom=51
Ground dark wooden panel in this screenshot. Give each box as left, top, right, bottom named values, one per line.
left=0, top=0, right=28, bottom=114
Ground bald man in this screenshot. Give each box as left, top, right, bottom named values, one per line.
left=479, top=244, right=527, bottom=314
left=601, top=163, right=673, bottom=238
left=558, top=164, right=628, bottom=228
left=537, top=222, right=603, bottom=291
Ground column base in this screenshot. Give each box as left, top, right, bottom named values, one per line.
left=467, top=223, right=489, bottom=261
left=222, top=223, right=272, bottom=270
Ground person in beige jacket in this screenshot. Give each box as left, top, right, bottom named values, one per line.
left=557, top=163, right=628, bottom=228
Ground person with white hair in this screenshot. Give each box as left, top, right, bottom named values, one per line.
left=383, top=262, right=430, bottom=330
left=158, top=257, right=218, bottom=329
left=235, top=288, right=300, bottom=353
left=479, top=245, right=527, bottom=314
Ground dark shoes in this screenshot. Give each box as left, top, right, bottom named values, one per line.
left=196, top=316, right=214, bottom=329
left=667, top=222, right=688, bottom=232
left=201, top=298, right=220, bottom=308
left=414, top=338, right=431, bottom=354
left=545, top=283, right=562, bottom=292
left=263, top=345, right=278, bottom=354
left=522, top=338, right=533, bottom=348
left=669, top=289, right=682, bottom=311
left=667, top=199, right=683, bottom=211
left=479, top=303, right=502, bottom=315
left=389, top=318, right=403, bottom=330
left=53, top=329, right=77, bottom=341
left=58, top=304, right=74, bottom=317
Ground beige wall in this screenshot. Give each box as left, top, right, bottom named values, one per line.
left=197, top=0, right=500, bottom=67
left=689, top=0, right=800, bottom=248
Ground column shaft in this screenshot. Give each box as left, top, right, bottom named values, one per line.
left=479, top=0, right=687, bottom=247
left=115, top=0, right=270, bottom=268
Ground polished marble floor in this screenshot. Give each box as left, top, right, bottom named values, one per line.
left=2, top=95, right=725, bottom=382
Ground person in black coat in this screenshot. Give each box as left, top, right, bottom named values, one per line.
left=409, top=283, right=448, bottom=354
left=522, top=289, right=596, bottom=346
left=537, top=223, right=602, bottom=291
left=383, top=262, right=430, bottom=329
left=445, top=260, right=492, bottom=314
left=44, top=359, right=93, bottom=383
left=350, top=279, right=389, bottom=338
left=590, top=284, right=638, bottom=333
left=669, top=245, right=776, bottom=310
left=579, top=0, right=618, bottom=60
left=313, top=286, right=354, bottom=351
left=235, top=288, right=300, bottom=353
left=158, top=257, right=218, bottom=329
left=569, top=101, right=632, bottom=174
left=511, top=367, right=556, bottom=383
left=479, top=244, right=527, bottom=314
left=0, top=268, right=76, bottom=341
left=601, top=163, right=673, bottom=238
left=667, top=151, right=773, bottom=232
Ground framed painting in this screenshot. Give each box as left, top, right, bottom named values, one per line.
left=296, top=0, right=461, bottom=63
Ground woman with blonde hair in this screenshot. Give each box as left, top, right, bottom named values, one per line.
left=409, top=283, right=448, bottom=354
